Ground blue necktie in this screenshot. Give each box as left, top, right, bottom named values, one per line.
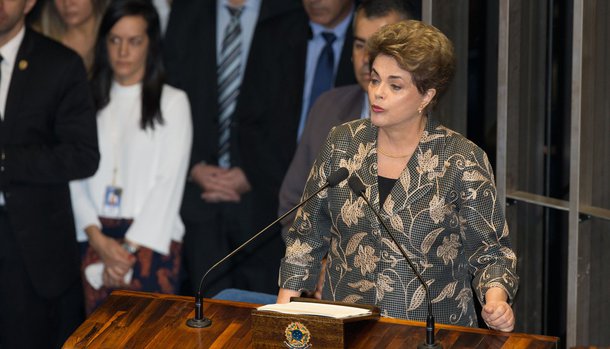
left=298, top=32, right=336, bottom=139
left=217, top=6, right=243, bottom=169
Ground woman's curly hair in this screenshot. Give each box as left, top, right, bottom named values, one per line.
left=367, top=20, right=455, bottom=113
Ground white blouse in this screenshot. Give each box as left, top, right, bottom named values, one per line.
left=70, top=82, right=192, bottom=255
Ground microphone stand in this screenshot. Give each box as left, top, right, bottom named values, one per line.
left=187, top=167, right=349, bottom=328
left=348, top=176, right=441, bottom=349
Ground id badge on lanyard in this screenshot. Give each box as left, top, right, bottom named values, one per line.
left=103, top=106, right=129, bottom=218
left=102, top=185, right=122, bottom=217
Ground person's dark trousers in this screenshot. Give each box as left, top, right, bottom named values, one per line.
left=180, top=183, right=283, bottom=297
left=0, top=207, right=85, bottom=349
left=180, top=185, right=245, bottom=297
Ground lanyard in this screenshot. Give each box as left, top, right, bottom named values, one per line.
left=107, top=91, right=139, bottom=187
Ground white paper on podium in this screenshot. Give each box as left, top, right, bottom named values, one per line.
left=257, top=302, right=372, bottom=319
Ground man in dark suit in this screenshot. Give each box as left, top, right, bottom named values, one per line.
left=0, top=0, right=99, bottom=347
left=279, top=0, right=415, bottom=233
left=165, top=0, right=358, bottom=297
left=242, top=0, right=359, bottom=215
left=164, top=0, right=306, bottom=297
left=261, top=0, right=357, bottom=144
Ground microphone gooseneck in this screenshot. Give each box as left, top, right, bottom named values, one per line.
left=186, top=167, right=349, bottom=328
left=348, top=175, right=441, bottom=349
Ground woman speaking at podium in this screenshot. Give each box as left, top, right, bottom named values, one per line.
left=277, top=20, right=518, bottom=332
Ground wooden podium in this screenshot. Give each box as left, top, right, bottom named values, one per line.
left=63, top=290, right=559, bottom=348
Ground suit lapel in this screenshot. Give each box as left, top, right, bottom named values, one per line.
left=335, top=18, right=356, bottom=87
left=184, top=0, right=218, bottom=156
left=200, top=0, right=218, bottom=108
left=3, top=29, right=33, bottom=132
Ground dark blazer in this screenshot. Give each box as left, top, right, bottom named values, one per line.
left=0, top=29, right=99, bottom=298
left=279, top=84, right=364, bottom=227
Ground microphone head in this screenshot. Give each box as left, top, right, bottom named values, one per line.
left=348, top=175, right=366, bottom=195
left=327, top=167, right=349, bottom=187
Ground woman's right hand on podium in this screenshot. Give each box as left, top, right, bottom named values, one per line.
left=481, top=287, right=515, bottom=332
left=276, top=288, right=301, bottom=304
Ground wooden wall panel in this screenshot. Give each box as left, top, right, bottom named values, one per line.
left=503, top=0, right=549, bottom=336
left=577, top=0, right=610, bottom=346
left=506, top=202, right=545, bottom=334
left=429, top=0, right=469, bottom=135
left=588, top=219, right=610, bottom=345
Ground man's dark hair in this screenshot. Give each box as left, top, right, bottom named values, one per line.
left=358, top=0, right=420, bottom=21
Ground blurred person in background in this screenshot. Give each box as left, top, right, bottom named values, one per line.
left=33, top=0, right=108, bottom=72
left=0, top=0, right=99, bottom=347
left=164, top=0, right=303, bottom=298
left=70, top=0, right=192, bottom=314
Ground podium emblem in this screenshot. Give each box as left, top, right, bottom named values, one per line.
left=284, top=321, right=311, bottom=348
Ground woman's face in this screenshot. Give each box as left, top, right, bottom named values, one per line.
left=368, top=54, right=435, bottom=130
left=107, top=15, right=149, bottom=86
left=54, top=0, right=95, bottom=28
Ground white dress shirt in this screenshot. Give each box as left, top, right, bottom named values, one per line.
left=153, top=0, right=171, bottom=34
left=70, top=82, right=192, bottom=255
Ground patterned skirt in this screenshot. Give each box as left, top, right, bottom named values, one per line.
left=79, top=218, right=181, bottom=315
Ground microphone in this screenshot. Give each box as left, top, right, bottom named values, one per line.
left=187, top=167, right=349, bottom=328
left=348, top=175, right=441, bottom=349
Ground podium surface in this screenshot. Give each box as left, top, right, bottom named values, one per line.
left=64, top=290, right=559, bottom=348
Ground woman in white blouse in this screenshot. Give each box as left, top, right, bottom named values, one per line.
left=70, top=0, right=192, bottom=314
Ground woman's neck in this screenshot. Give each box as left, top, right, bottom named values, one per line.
left=378, top=116, right=427, bottom=154
left=63, top=15, right=97, bottom=41
left=376, top=116, right=427, bottom=179
left=62, top=18, right=97, bottom=70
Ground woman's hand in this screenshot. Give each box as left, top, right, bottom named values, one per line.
left=86, top=225, right=135, bottom=286
left=102, top=266, right=129, bottom=288
left=481, top=287, right=515, bottom=332
left=276, top=288, right=301, bottom=304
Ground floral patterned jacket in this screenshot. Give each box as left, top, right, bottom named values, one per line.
left=279, top=118, right=519, bottom=327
